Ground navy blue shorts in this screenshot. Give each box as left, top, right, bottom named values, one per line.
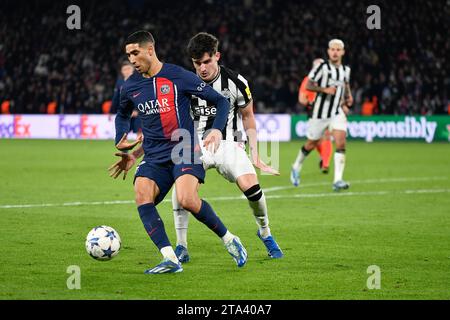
left=133, top=160, right=205, bottom=205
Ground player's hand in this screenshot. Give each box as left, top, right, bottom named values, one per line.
left=203, top=129, right=222, bottom=153
left=342, top=105, right=350, bottom=115
left=115, top=133, right=143, bottom=151
left=108, top=152, right=136, bottom=180
left=323, top=87, right=337, bottom=95
left=345, top=95, right=354, bottom=107
left=253, top=156, right=280, bottom=176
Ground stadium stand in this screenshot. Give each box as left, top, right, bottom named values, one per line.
left=0, top=0, right=448, bottom=115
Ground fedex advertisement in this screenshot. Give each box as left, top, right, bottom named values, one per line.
left=0, top=114, right=291, bottom=142
left=0, top=115, right=115, bottom=140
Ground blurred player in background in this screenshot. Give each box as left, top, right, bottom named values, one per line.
left=172, top=32, right=283, bottom=263
left=298, top=58, right=333, bottom=175
left=109, top=30, right=248, bottom=274
left=111, top=61, right=142, bottom=139
left=291, top=39, right=353, bottom=191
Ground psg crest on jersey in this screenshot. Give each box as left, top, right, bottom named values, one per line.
left=160, top=84, right=171, bottom=95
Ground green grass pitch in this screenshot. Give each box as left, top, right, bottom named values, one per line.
left=0, top=139, right=449, bottom=300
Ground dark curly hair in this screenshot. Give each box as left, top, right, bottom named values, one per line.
left=187, top=32, right=219, bottom=59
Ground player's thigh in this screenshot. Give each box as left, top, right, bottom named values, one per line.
left=216, top=141, right=256, bottom=183
left=330, top=113, right=348, bottom=149
left=307, top=118, right=329, bottom=141
left=134, top=177, right=160, bottom=206
left=174, top=174, right=202, bottom=212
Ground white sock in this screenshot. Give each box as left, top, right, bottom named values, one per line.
left=172, top=186, right=189, bottom=248
left=293, top=146, right=309, bottom=171
left=248, top=192, right=271, bottom=238
left=334, top=152, right=346, bottom=183
left=160, top=246, right=179, bottom=264
left=221, top=230, right=235, bottom=244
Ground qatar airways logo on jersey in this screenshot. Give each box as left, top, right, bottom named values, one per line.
left=137, top=98, right=171, bottom=115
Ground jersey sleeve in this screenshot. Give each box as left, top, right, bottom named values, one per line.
left=345, top=66, right=351, bottom=83
left=308, top=62, right=325, bottom=82
left=234, top=74, right=252, bottom=108
left=114, top=85, right=133, bottom=145
left=179, top=68, right=230, bottom=131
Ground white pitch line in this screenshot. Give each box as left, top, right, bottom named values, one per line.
left=1, top=188, right=450, bottom=210
left=262, top=176, right=449, bottom=194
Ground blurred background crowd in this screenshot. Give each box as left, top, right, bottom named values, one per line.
left=0, top=0, right=449, bottom=115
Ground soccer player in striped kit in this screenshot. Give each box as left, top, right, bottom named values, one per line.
left=298, top=58, right=333, bottom=175
left=110, top=30, right=248, bottom=274
left=291, top=39, right=353, bottom=191
left=172, top=32, right=283, bottom=263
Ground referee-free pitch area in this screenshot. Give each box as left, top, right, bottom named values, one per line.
left=0, top=139, right=449, bottom=299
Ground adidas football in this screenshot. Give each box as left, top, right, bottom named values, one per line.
left=85, top=226, right=121, bottom=260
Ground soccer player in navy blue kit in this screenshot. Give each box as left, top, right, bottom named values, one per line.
left=110, top=31, right=247, bottom=274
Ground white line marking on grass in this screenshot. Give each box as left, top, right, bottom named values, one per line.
left=2, top=188, right=450, bottom=209
left=262, top=176, right=448, bottom=194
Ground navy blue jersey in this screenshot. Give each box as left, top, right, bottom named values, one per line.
left=115, top=63, right=230, bottom=163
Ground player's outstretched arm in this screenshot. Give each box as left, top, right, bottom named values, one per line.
left=241, top=101, right=279, bottom=176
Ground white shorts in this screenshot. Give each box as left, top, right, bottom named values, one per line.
left=306, top=112, right=347, bottom=141
left=200, top=140, right=256, bottom=183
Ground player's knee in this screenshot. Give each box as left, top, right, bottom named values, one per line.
left=237, top=174, right=258, bottom=192
left=135, top=189, right=153, bottom=206
left=177, top=194, right=201, bottom=212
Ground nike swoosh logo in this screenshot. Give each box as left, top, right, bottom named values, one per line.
left=181, top=168, right=193, bottom=172
left=132, top=92, right=142, bottom=98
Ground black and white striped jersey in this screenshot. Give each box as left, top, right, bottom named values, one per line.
left=308, top=60, right=351, bottom=119
left=191, top=65, right=252, bottom=142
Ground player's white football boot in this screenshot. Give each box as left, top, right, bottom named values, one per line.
left=174, top=245, right=190, bottom=263
left=225, top=237, right=247, bottom=267
left=144, top=258, right=183, bottom=274
left=333, top=180, right=350, bottom=191
left=290, top=166, right=300, bottom=186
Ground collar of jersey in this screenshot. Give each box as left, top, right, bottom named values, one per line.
left=205, top=66, right=221, bottom=85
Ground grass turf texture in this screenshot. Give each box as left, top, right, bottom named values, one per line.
left=0, top=139, right=449, bottom=300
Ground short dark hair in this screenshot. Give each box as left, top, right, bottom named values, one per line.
left=187, top=32, right=219, bottom=59
left=125, top=30, right=155, bottom=47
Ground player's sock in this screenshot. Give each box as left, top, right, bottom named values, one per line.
left=244, top=184, right=271, bottom=238
left=190, top=200, right=228, bottom=239
left=160, top=246, right=179, bottom=264
left=221, top=230, right=235, bottom=244
left=293, top=146, right=311, bottom=171
left=138, top=203, right=177, bottom=263
left=334, top=149, right=346, bottom=183
left=172, top=187, right=189, bottom=248
left=321, top=139, right=333, bottom=168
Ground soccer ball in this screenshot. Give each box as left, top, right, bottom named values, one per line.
left=85, top=226, right=121, bottom=260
